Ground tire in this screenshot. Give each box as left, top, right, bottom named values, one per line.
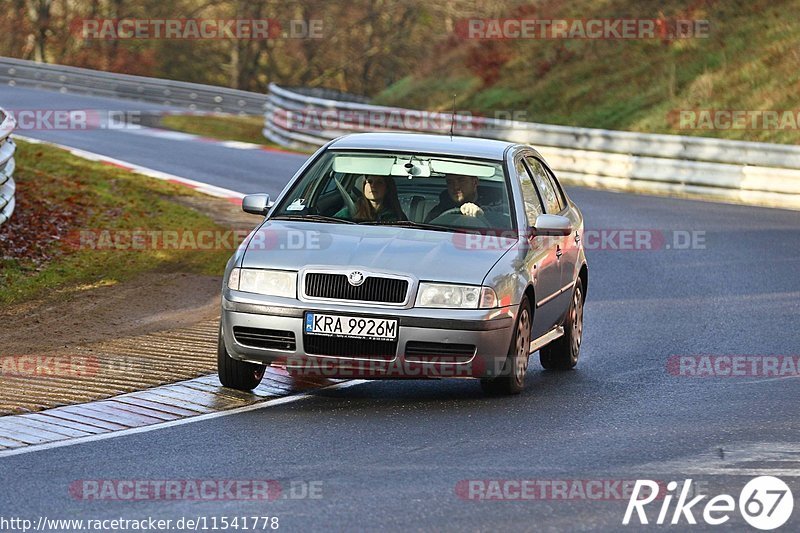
left=217, top=326, right=266, bottom=390
left=540, top=278, right=584, bottom=371
left=480, top=297, right=532, bottom=395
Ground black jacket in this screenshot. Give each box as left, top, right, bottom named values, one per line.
left=425, top=188, right=502, bottom=222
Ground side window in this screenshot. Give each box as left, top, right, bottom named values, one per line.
left=319, top=174, right=338, bottom=195
left=525, top=157, right=561, bottom=214
left=316, top=172, right=353, bottom=202
left=540, top=162, right=567, bottom=211
left=514, top=158, right=544, bottom=226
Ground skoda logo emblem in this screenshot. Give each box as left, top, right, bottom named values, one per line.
left=348, top=270, right=365, bottom=286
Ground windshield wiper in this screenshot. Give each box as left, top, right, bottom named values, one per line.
left=270, top=214, right=356, bottom=224
left=361, top=220, right=455, bottom=232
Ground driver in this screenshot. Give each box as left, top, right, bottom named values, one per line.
left=425, top=174, right=491, bottom=222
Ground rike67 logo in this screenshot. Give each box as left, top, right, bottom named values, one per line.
left=624, top=476, right=794, bottom=529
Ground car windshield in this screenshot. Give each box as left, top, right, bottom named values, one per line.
left=272, top=151, right=514, bottom=232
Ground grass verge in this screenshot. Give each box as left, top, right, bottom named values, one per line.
left=159, top=114, right=313, bottom=153
left=0, top=139, right=232, bottom=306
left=161, top=114, right=269, bottom=145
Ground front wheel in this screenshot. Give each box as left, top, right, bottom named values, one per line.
left=540, top=278, right=584, bottom=371
left=480, top=297, right=532, bottom=395
left=217, top=326, right=266, bottom=390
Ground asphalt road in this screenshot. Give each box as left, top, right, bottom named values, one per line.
left=1, top=86, right=799, bottom=532
left=1, top=85, right=308, bottom=195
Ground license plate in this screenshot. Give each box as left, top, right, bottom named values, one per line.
left=304, top=312, right=398, bottom=340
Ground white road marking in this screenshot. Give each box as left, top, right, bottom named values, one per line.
left=0, top=380, right=368, bottom=459
left=219, top=140, right=263, bottom=150
left=736, top=375, right=800, bottom=385
left=121, top=126, right=264, bottom=150
left=14, top=134, right=245, bottom=200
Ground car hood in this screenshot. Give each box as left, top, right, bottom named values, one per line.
left=240, top=220, right=517, bottom=284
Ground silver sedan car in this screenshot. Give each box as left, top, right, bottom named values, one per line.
left=218, top=133, right=587, bottom=395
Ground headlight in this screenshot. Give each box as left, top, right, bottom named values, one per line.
left=227, top=268, right=297, bottom=298
left=415, top=283, right=498, bottom=309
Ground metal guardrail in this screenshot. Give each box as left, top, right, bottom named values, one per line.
left=0, top=57, right=267, bottom=114
left=0, top=107, right=16, bottom=226
left=264, top=83, right=800, bottom=210
left=1, top=57, right=797, bottom=210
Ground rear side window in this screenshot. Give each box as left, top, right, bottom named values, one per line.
left=524, top=157, right=562, bottom=214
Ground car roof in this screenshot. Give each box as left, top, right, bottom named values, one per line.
left=327, top=132, right=516, bottom=161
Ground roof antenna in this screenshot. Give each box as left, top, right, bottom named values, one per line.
left=449, top=94, right=456, bottom=140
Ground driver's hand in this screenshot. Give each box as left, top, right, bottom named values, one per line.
left=460, top=203, right=484, bottom=217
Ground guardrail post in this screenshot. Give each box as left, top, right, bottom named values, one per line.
left=0, top=108, right=17, bottom=226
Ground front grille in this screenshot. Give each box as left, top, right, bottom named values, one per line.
left=303, top=334, right=397, bottom=360
left=233, top=327, right=296, bottom=351
left=304, top=273, right=408, bottom=304
left=404, top=341, right=476, bottom=363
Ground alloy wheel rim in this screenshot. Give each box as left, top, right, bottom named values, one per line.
left=571, top=287, right=583, bottom=359
left=514, top=307, right=531, bottom=384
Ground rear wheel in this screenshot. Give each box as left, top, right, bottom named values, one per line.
left=540, top=278, right=584, bottom=370
left=480, top=298, right=532, bottom=395
left=217, top=326, right=266, bottom=390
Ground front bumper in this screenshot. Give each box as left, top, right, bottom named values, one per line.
left=220, top=289, right=516, bottom=379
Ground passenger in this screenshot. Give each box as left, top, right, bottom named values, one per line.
left=335, top=175, right=407, bottom=222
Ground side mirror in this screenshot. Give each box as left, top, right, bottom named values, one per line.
left=242, top=194, right=273, bottom=215
left=531, top=214, right=573, bottom=237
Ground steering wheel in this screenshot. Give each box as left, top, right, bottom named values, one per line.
left=429, top=207, right=492, bottom=228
